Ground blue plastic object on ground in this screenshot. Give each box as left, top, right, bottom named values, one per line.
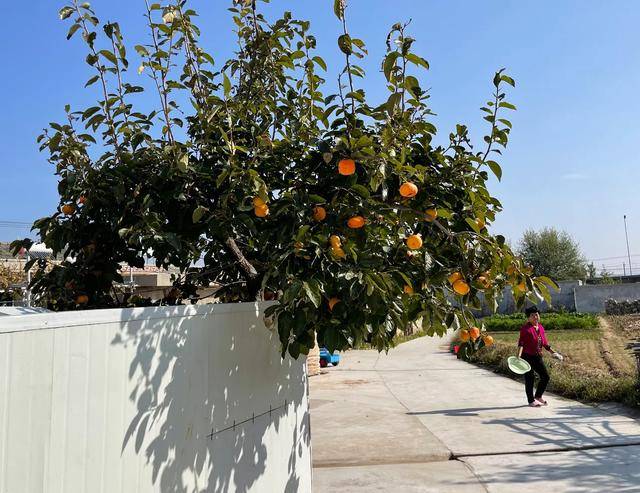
left=319, top=347, right=340, bottom=367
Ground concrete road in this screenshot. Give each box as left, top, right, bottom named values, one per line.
left=311, top=335, right=640, bottom=492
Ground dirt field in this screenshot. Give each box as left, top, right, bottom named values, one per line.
left=602, top=314, right=640, bottom=377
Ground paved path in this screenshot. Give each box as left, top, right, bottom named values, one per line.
left=311, top=335, right=640, bottom=492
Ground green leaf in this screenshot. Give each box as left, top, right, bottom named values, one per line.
left=288, top=342, right=301, bottom=359
left=85, top=75, right=100, bottom=87
left=536, top=282, right=552, bottom=304
left=216, top=168, right=230, bottom=187
left=535, top=276, right=560, bottom=292
left=223, top=73, right=231, bottom=97
left=383, top=52, right=400, bottom=81
left=404, top=75, right=421, bottom=96
left=445, top=312, right=461, bottom=331
left=312, top=56, right=327, bottom=71
left=86, top=54, right=98, bottom=66
left=85, top=114, right=105, bottom=130
left=346, top=91, right=365, bottom=102
left=303, top=280, right=322, bottom=308
left=99, top=50, right=118, bottom=65
left=500, top=74, right=516, bottom=87
left=385, top=93, right=401, bottom=113
left=486, top=160, right=502, bottom=181
left=351, top=184, right=370, bottom=199
left=82, top=106, right=101, bottom=120
left=498, top=102, right=517, bottom=111
left=333, top=0, right=343, bottom=19
left=338, top=34, right=352, bottom=55
left=406, top=53, right=429, bottom=70
left=296, top=225, right=311, bottom=242
left=59, top=7, right=74, bottom=20
left=192, top=206, right=208, bottom=223
left=465, top=217, right=481, bottom=234
left=67, top=23, right=81, bottom=40
left=134, top=45, right=149, bottom=57
left=308, top=194, right=326, bottom=204
left=351, top=38, right=367, bottom=53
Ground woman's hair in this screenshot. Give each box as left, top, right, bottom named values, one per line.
left=524, top=305, right=540, bottom=317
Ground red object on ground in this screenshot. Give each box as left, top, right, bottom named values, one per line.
left=453, top=345, right=460, bottom=354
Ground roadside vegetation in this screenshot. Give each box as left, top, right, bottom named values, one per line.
left=482, top=312, right=598, bottom=332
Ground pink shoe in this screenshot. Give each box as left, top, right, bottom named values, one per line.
left=529, top=401, right=542, bottom=407
left=535, top=397, right=548, bottom=406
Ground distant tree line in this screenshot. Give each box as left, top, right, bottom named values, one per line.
left=517, top=227, right=588, bottom=281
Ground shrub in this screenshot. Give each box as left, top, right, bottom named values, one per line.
left=482, top=312, right=598, bottom=331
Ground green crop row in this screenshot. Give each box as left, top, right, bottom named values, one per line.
left=482, top=313, right=599, bottom=332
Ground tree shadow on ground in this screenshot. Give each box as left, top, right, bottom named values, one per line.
left=112, top=304, right=310, bottom=492
left=407, top=405, right=529, bottom=417
left=466, top=445, right=640, bottom=492
left=481, top=406, right=640, bottom=449
left=437, top=406, right=640, bottom=491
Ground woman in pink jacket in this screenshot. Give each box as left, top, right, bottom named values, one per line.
left=518, top=305, right=561, bottom=407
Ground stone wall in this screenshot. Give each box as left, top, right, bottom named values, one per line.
left=605, top=299, right=640, bottom=315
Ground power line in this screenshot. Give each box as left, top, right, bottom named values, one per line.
left=588, top=254, right=640, bottom=262
left=0, top=221, right=32, bottom=227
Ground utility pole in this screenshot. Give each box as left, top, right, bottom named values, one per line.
left=624, top=215, right=633, bottom=276
left=623, top=263, right=626, bottom=276
left=26, top=250, right=31, bottom=307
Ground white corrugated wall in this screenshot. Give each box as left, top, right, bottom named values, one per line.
left=0, top=303, right=311, bottom=493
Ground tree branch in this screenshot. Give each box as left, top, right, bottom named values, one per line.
left=224, top=238, right=258, bottom=279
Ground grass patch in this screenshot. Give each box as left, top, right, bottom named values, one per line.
left=468, top=329, right=640, bottom=409
left=482, top=313, right=599, bottom=332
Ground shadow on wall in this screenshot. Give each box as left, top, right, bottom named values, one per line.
left=112, top=304, right=310, bottom=493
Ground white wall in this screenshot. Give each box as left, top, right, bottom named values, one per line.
left=575, top=283, right=640, bottom=313
left=0, top=303, right=311, bottom=493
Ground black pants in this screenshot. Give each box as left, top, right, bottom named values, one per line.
left=522, top=353, right=549, bottom=403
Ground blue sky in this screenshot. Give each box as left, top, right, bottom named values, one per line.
left=2, top=1, right=640, bottom=274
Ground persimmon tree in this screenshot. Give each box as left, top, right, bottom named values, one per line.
left=13, top=0, right=557, bottom=356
